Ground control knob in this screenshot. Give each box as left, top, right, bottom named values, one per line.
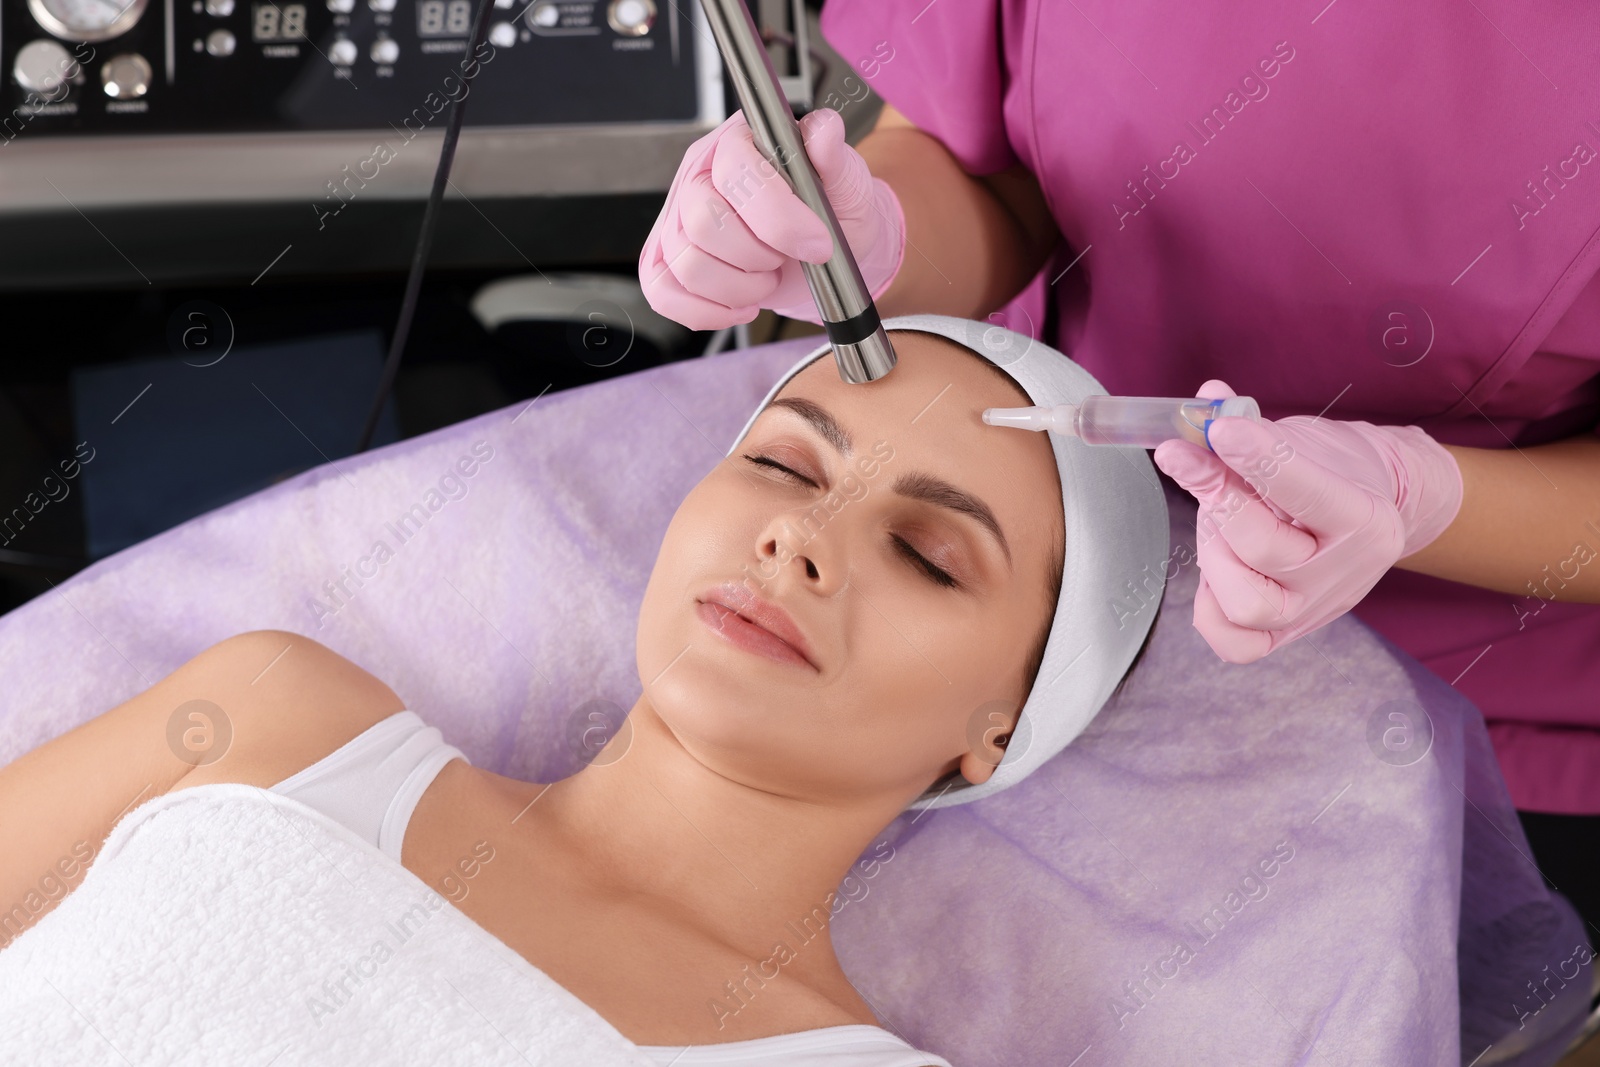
left=100, top=51, right=151, bottom=97
left=607, top=0, right=653, bottom=35
left=13, top=39, right=74, bottom=96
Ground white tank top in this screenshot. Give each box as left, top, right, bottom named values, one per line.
left=268, top=710, right=953, bottom=1067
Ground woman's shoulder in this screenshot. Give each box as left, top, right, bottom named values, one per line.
left=172, top=630, right=408, bottom=792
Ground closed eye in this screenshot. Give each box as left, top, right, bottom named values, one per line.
left=741, top=452, right=959, bottom=589
left=742, top=452, right=815, bottom=486
left=891, top=534, right=958, bottom=588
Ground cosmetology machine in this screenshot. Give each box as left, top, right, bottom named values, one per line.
left=0, top=0, right=815, bottom=288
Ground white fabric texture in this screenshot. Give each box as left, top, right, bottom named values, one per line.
left=726, top=313, right=1170, bottom=810
left=0, top=711, right=953, bottom=1067
left=267, top=709, right=954, bottom=1066
left=269, top=708, right=470, bottom=862
left=0, top=783, right=660, bottom=1066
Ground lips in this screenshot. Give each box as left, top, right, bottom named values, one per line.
left=696, top=582, right=819, bottom=671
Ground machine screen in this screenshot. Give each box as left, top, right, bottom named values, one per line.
left=416, top=0, right=472, bottom=37
left=252, top=1, right=307, bottom=40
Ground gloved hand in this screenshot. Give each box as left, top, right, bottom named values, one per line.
left=638, top=108, right=906, bottom=331
left=1152, top=380, right=1464, bottom=664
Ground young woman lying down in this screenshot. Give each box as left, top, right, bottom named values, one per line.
left=0, top=316, right=1165, bottom=1066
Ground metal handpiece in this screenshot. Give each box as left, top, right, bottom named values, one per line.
left=699, top=0, right=897, bottom=384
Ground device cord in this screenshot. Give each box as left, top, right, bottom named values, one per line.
left=355, top=0, right=501, bottom=453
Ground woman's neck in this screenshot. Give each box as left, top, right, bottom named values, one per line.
left=512, top=695, right=908, bottom=964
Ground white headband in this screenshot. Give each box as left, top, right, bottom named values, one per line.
left=726, top=314, right=1170, bottom=809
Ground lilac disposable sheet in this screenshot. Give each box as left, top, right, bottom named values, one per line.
left=0, top=337, right=1590, bottom=1066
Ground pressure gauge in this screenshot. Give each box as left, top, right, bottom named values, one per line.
left=27, top=0, right=148, bottom=42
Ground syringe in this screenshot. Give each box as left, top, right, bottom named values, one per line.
left=982, top=395, right=1262, bottom=450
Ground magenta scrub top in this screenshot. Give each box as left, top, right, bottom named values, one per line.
left=821, top=0, right=1600, bottom=814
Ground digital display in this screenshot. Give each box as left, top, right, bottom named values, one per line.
left=252, top=1, right=306, bottom=40
left=416, top=0, right=472, bottom=37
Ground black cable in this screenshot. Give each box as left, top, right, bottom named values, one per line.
left=355, top=0, right=501, bottom=453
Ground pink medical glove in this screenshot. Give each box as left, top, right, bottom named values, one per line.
left=1152, top=380, right=1464, bottom=664
left=638, top=108, right=906, bottom=331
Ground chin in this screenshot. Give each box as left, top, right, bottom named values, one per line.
left=638, top=630, right=797, bottom=767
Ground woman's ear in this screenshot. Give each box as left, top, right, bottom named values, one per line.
left=957, top=704, right=1021, bottom=786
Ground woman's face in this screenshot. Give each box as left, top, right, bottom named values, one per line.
left=635, top=331, right=1065, bottom=809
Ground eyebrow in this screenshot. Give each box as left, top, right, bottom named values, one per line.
left=765, top=396, right=1013, bottom=569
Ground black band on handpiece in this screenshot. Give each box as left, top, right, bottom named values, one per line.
left=823, top=305, right=883, bottom=347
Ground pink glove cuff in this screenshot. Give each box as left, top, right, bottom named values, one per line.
left=769, top=177, right=906, bottom=323
left=1370, top=424, right=1465, bottom=557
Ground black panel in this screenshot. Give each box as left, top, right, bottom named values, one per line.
left=0, top=0, right=698, bottom=132
left=0, top=192, right=664, bottom=288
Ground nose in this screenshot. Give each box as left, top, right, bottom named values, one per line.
left=754, top=506, right=848, bottom=595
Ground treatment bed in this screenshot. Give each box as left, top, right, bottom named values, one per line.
left=0, top=334, right=1591, bottom=1066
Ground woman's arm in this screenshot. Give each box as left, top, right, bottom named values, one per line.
left=857, top=104, right=1061, bottom=320
left=0, top=630, right=403, bottom=949
left=1396, top=431, right=1600, bottom=604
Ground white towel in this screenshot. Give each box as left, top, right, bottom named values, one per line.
left=0, top=782, right=658, bottom=1066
